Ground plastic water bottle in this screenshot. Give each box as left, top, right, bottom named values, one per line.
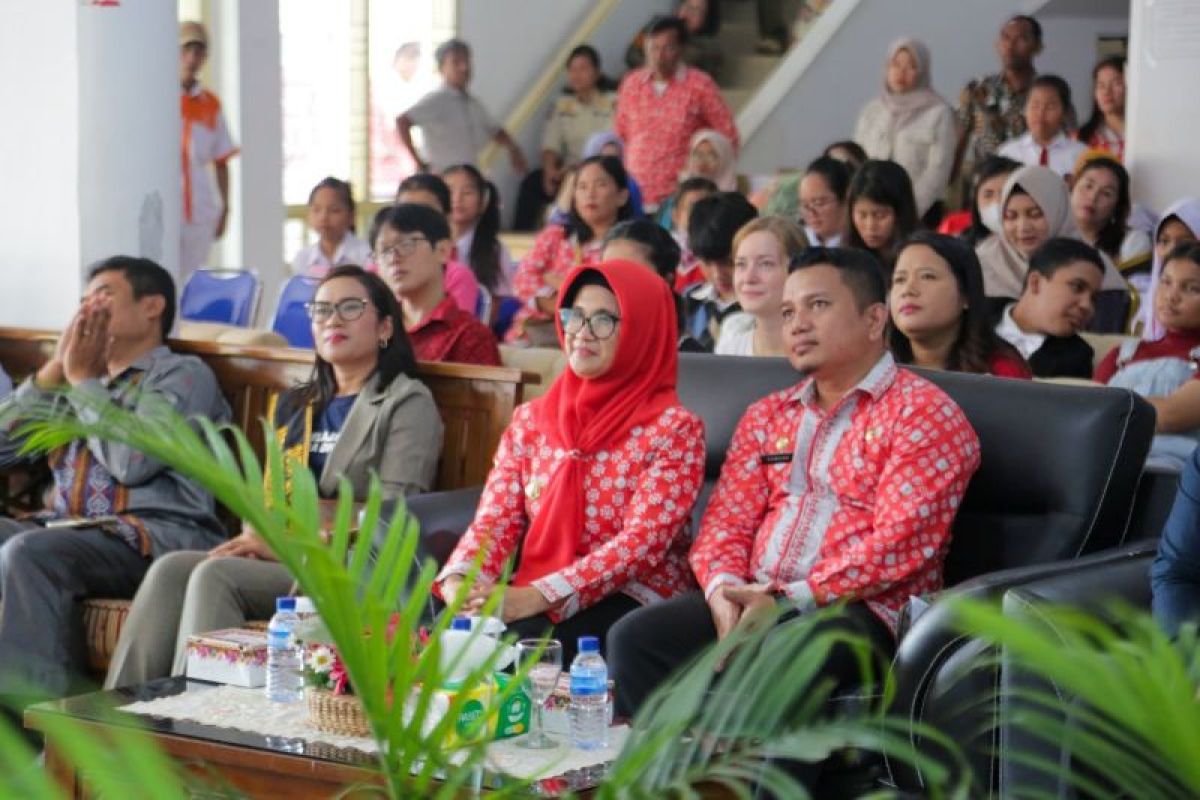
left=265, top=596, right=303, bottom=703
left=569, top=636, right=609, bottom=750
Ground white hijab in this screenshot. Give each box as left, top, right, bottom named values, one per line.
left=1142, top=198, right=1200, bottom=340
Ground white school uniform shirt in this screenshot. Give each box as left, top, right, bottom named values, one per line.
left=804, top=228, right=842, bottom=248
left=995, top=303, right=1046, bottom=360
left=714, top=312, right=757, bottom=356
left=997, top=132, right=1087, bottom=180
left=290, top=232, right=373, bottom=277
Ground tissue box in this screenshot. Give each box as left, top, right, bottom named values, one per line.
left=185, top=628, right=269, bottom=688
left=432, top=674, right=532, bottom=748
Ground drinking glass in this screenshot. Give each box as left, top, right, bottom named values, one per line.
left=515, top=638, right=562, bottom=749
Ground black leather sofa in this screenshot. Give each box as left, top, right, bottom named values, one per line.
left=887, top=374, right=1156, bottom=795
left=995, top=541, right=1157, bottom=799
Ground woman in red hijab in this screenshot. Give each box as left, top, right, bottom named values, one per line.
left=436, top=260, right=705, bottom=660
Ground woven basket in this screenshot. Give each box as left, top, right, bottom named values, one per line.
left=306, top=687, right=371, bottom=738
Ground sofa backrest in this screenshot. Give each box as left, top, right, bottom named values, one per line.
left=912, top=369, right=1156, bottom=584
left=676, top=353, right=798, bottom=480
left=0, top=327, right=529, bottom=493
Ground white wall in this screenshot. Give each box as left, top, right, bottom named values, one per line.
left=738, top=0, right=1128, bottom=175
left=0, top=3, right=82, bottom=328
left=458, top=0, right=673, bottom=224
left=1125, top=0, right=1200, bottom=213
left=1035, top=11, right=1129, bottom=128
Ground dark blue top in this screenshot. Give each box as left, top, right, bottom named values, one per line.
left=1151, top=446, right=1200, bottom=635
left=308, top=394, right=357, bottom=477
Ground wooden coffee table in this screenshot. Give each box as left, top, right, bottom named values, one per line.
left=26, top=677, right=388, bottom=799
left=25, top=677, right=615, bottom=798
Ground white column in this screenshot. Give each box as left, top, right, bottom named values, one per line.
left=0, top=0, right=179, bottom=330
left=1126, top=0, right=1200, bottom=212
left=77, top=0, right=182, bottom=279
left=210, top=0, right=284, bottom=325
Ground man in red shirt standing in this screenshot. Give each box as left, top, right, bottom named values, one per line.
left=615, top=16, right=739, bottom=209
left=371, top=204, right=500, bottom=367
left=608, top=248, right=981, bottom=774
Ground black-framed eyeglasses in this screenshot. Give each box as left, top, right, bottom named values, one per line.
left=559, top=308, right=620, bottom=340
left=305, top=298, right=371, bottom=323
left=375, top=236, right=429, bottom=262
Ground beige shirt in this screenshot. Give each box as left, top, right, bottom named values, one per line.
left=540, top=92, right=616, bottom=164
left=854, top=98, right=956, bottom=215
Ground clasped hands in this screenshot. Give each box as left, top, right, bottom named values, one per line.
left=37, top=301, right=114, bottom=388
left=437, top=575, right=551, bottom=623
left=708, top=583, right=779, bottom=641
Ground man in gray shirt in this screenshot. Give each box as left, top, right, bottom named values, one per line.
left=397, top=39, right=527, bottom=174
left=0, top=256, right=229, bottom=712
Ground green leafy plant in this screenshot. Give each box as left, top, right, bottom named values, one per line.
left=953, top=597, right=1200, bottom=799
left=601, top=606, right=971, bottom=799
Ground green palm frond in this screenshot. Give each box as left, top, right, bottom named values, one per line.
left=952, top=597, right=1200, bottom=800
left=600, top=604, right=971, bottom=799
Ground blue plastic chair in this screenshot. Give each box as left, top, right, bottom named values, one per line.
left=270, top=275, right=320, bottom=348
left=179, top=269, right=260, bottom=327
left=492, top=296, right=522, bottom=339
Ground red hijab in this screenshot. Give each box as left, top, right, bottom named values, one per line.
left=513, top=259, right=681, bottom=588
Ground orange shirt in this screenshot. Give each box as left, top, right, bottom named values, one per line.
left=181, top=85, right=238, bottom=224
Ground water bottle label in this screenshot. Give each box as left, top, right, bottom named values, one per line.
left=570, top=674, right=606, bottom=696
left=268, top=628, right=293, bottom=648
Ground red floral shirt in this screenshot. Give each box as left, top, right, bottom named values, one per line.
left=614, top=66, right=739, bottom=206
left=690, top=354, right=981, bottom=633
left=407, top=295, right=501, bottom=366
left=507, top=224, right=604, bottom=343
left=438, top=403, right=705, bottom=621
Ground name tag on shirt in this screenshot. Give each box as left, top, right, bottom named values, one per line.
left=760, top=452, right=793, bottom=465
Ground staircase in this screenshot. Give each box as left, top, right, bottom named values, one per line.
left=715, top=0, right=782, bottom=113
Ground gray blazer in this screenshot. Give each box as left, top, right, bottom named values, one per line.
left=315, top=372, right=443, bottom=500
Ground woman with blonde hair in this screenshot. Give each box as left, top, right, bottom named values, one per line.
left=715, top=216, right=807, bottom=357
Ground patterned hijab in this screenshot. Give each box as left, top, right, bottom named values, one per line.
left=513, top=260, right=681, bottom=587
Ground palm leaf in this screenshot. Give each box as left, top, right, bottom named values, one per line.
left=952, top=597, right=1200, bottom=799
left=600, top=603, right=969, bottom=798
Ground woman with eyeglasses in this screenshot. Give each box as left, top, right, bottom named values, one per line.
left=104, top=265, right=444, bottom=687
left=435, top=260, right=705, bottom=663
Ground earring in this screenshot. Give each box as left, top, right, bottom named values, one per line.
left=378, top=337, right=390, bottom=349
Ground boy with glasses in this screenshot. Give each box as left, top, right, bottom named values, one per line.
left=370, top=204, right=500, bottom=366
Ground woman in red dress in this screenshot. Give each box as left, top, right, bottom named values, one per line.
left=437, top=259, right=705, bottom=661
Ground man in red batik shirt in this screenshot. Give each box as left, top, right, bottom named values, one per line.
left=609, top=247, right=981, bottom=751
left=615, top=16, right=739, bottom=209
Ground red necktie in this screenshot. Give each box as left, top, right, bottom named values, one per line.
left=1039, top=146, right=1049, bottom=167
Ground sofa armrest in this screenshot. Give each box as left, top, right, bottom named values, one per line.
left=887, top=542, right=1159, bottom=793
left=998, top=544, right=1156, bottom=798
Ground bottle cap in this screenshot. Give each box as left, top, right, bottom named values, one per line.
left=578, top=635, right=599, bottom=653
left=451, top=616, right=472, bottom=631
left=276, top=596, right=297, bottom=612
